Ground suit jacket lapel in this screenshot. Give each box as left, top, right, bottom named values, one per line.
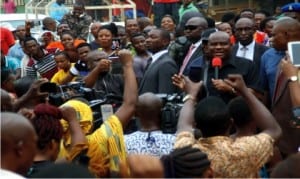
left=273, top=77, right=288, bottom=106
left=139, top=55, right=163, bottom=92
left=187, top=46, right=203, bottom=67
left=254, top=43, right=261, bottom=64
left=232, top=44, right=238, bottom=56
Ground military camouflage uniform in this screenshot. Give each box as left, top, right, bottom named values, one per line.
left=61, top=13, right=93, bottom=40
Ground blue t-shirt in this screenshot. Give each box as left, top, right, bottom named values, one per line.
left=259, top=48, right=285, bottom=99
left=1, top=56, right=20, bottom=74
left=49, top=2, right=69, bottom=21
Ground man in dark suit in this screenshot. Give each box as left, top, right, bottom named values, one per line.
left=269, top=17, right=300, bottom=157
left=179, top=17, right=208, bottom=76
left=232, top=17, right=269, bottom=70
left=139, top=28, right=178, bottom=94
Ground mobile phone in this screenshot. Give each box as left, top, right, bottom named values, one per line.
left=40, top=82, right=57, bottom=93
left=189, top=66, right=203, bottom=82
left=101, top=104, right=113, bottom=121
left=111, top=38, right=121, bottom=50
left=287, top=41, right=300, bottom=67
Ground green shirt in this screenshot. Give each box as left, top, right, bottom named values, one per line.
left=179, top=3, right=199, bottom=21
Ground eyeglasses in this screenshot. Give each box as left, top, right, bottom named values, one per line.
left=184, top=25, right=199, bottom=31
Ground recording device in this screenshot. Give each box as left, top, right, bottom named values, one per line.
left=157, top=94, right=183, bottom=134
left=111, top=38, right=121, bottom=51
left=287, top=41, right=300, bottom=67
left=189, top=66, right=203, bottom=82
left=48, top=82, right=95, bottom=106
left=212, top=57, right=222, bottom=79
left=40, top=82, right=57, bottom=93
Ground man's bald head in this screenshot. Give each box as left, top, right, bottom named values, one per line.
left=86, top=50, right=109, bottom=70
left=185, top=17, right=208, bottom=42
left=208, top=31, right=231, bottom=60
left=271, top=17, right=300, bottom=51
left=136, top=93, right=163, bottom=122
left=90, top=22, right=102, bottom=38
left=1, top=112, right=37, bottom=175
left=275, top=17, right=300, bottom=39
left=186, top=17, right=208, bottom=28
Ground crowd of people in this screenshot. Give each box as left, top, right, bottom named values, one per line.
left=1, top=0, right=300, bottom=178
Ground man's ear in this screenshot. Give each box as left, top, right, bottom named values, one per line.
left=16, top=140, right=24, bottom=157
left=162, top=38, right=170, bottom=48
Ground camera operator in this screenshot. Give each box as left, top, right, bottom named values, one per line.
left=125, top=92, right=175, bottom=158
left=66, top=49, right=138, bottom=177
left=83, top=50, right=124, bottom=98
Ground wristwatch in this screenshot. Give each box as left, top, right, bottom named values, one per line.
left=182, top=94, right=195, bottom=103
left=288, top=76, right=298, bottom=82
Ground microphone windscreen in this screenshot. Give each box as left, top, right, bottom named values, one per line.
left=212, top=57, right=222, bottom=67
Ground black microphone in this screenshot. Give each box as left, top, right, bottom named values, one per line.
left=212, top=57, right=222, bottom=79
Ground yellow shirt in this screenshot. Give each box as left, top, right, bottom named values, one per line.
left=174, top=131, right=274, bottom=178
left=65, top=114, right=126, bottom=177
left=50, top=63, right=75, bottom=85
left=87, top=114, right=126, bottom=175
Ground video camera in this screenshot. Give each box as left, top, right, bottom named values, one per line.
left=40, top=81, right=95, bottom=106
left=156, top=93, right=183, bottom=134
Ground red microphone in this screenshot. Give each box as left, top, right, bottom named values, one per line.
left=212, top=57, right=222, bottom=79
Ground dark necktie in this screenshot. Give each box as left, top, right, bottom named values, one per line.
left=144, top=57, right=153, bottom=72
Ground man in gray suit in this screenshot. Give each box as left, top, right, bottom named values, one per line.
left=139, top=28, right=178, bottom=94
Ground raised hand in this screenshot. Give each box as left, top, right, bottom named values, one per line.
left=224, top=74, right=247, bottom=94
left=26, top=78, right=49, bottom=99
left=172, top=74, right=203, bottom=97
left=280, top=52, right=298, bottom=79
left=59, top=105, right=78, bottom=122
left=211, top=79, right=232, bottom=92
left=118, top=49, right=133, bottom=66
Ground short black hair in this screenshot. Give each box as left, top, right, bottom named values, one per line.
left=60, top=30, right=76, bottom=40
left=1, top=70, right=12, bottom=85
left=54, top=51, right=71, bottom=60
left=14, top=76, right=36, bottom=98
left=99, top=23, right=118, bottom=37
left=221, top=12, right=236, bottom=22
left=23, top=36, right=38, bottom=46
left=205, top=17, right=215, bottom=28
left=228, top=96, right=252, bottom=128
left=130, top=32, right=145, bottom=40
left=73, top=1, right=85, bottom=8
left=194, top=96, right=231, bottom=137
left=260, top=16, right=277, bottom=31
left=157, top=28, right=171, bottom=42
left=162, top=14, right=177, bottom=25
left=76, top=42, right=91, bottom=51
left=255, top=10, right=271, bottom=17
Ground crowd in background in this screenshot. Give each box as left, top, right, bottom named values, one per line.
left=1, top=0, right=300, bottom=178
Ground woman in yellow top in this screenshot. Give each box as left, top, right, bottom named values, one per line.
left=51, top=51, right=75, bottom=85
left=60, top=50, right=138, bottom=177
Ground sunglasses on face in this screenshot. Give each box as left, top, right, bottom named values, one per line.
left=185, top=25, right=199, bottom=31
